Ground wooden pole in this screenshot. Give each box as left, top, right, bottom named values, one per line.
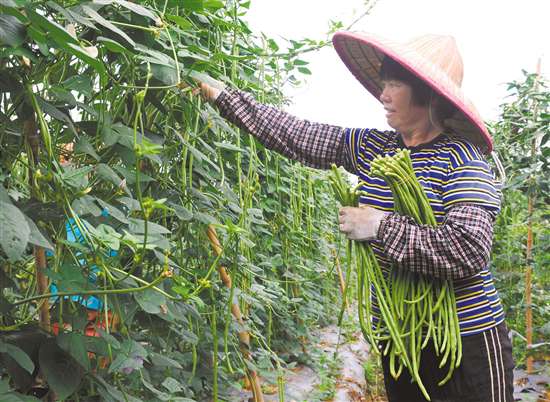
left=525, top=58, right=541, bottom=374
left=206, top=225, right=264, bottom=402
left=24, top=117, right=51, bottom=333
left=331, top=248, right=348, bottom=309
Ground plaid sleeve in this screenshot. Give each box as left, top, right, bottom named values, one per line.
left=377, top=203, right=494, bottom=280
left=215, top=88, right=354, bottom=170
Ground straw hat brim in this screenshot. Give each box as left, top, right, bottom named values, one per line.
left=332, top=31, right=493, bottom=153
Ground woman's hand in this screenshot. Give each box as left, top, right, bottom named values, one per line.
left=339, top=206, right=390, bottom=241
left=198, top=81, right=222, bottom=102
left=193, top=76, right=226, bottom=103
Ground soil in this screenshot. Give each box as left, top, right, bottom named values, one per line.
left=224, top=320, right=383, bottom=402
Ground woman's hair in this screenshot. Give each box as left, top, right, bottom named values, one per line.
left=379, top=57, right=456, bottom=123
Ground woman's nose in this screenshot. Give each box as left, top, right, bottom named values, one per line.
left=379, top=87, right=390, bottom=103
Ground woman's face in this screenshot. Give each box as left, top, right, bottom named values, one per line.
left=379, top=79, right=427, bottom=133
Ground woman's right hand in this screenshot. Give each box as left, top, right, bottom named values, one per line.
left=198, top=81, right=222, bottom=102
left=193, top=74, right=226, bottom=103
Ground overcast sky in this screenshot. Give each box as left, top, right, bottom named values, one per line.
left=244, top=0, right=549, bottom=130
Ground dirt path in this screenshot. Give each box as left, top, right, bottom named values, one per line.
left=319, top=324, right=371, bottom=402
left=224, top=321, right=549, bottom=402
left=225, top=321, right=374, bottom=402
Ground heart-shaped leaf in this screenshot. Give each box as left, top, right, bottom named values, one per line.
left=39, top=339, right=83, bottom=400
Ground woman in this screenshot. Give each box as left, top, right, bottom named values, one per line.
left=199, top=32, right=514, bottom=402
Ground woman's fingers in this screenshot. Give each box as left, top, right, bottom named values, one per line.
left=339, top=206, right=355, bottom=216
left=338, top=208, right=353, bottom=233
left=197, top=82, right=221, bottom=102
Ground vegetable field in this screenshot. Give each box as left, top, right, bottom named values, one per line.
left=0, top=0, right=548, bottom=401
left=0, top=1, right=351, bottom=400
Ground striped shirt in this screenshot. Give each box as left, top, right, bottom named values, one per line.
left=215, top=88, right=505, bottom=336
left=350, top=128, right=504, bottom=335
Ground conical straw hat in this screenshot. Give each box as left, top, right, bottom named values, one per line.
left=332, top=31, right=493, bottom=153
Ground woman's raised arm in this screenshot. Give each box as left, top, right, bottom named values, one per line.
left=199, top=82, right=355, bottom=171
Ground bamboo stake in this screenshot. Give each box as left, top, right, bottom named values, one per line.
left=24, top=116, right=51, bottom=333
left=206, top=225, right=264, bottom=402
left=34, top=247, right=50, bottom=332
left=331, top=248, right=348, bottom=309
left=525, top=59, right=541, bottom=374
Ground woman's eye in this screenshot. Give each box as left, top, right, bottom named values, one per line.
left=383, top=80, right=400, bottom=89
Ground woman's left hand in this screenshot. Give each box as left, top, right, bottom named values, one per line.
left=338, top=206, right=390, bottom=241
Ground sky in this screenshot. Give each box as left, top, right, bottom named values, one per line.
left=243, top=0, right=549, bottom=130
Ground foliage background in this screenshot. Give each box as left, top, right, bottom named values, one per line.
left=0, top=0, right=349, bottom=400
left=0, top=0, right=548, bottom=401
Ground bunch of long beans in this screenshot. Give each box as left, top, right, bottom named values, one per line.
left=330, top=149, right=461, bottom=401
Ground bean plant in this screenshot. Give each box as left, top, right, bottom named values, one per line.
left=490, top=70, right=550, bottom=367
left=0, top=1, right=359, bottom=400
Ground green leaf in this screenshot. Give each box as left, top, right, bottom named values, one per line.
left=84, top=336, right=110, bottom=356
left=169, top=203, right=193, bottom=221
left=193, top=211, right=218, bottom=225
left=25, top=216, right=53, bottom=249
left=0, top=378, right=9, bottom=393
left=117, top=196, right=141, bottom=211
left=46, top=1, right=97, bottom=29
left=90, top=224, right=120, bottom=250
left=36, top=98, right=77, bottom=134
left=47, top=263, right=89, bottom=293
left=26, top=25, right=49, bottom=55
left=178, top=329, right=198, bottom=344
left=60, top=165, right=92, bottom=189
left=114, top=165, right=154, bottom=185
left=0, top=71, right=22, bottom=93
left=119, top=0, right=158, bottom=20
left=0, top=342, right=34, bottom=374
left=150, top=63, right=178, bottom=86
left=181, top=0, right=203, bottom=11
left=82, top=6, right=135, bottom=47
left=298, top=66, right=312, bottom=75
left=64, top=42, right=107, bottom=80
left=63, top=75, right=93, bottom=97
left=94, top=375, right=143, bottom=402
left=0, top=15, right=25, bottom=46
left=128, top=218, right=170, bottom=235
left=0, top=393, right=41, bottom=402
left=0, top=0, right=18, bottom=6
left=50, top=87, right=77, bottom=106
left=165, top=14, right=192, bottom=30
left=57, top=239, right=91, bottom=253
left=97, top=36, right=128, bottom=54
left=97, top=329, right=121, bottom=349
left=0, top=268, right=15, bottom=289
left=0, top=201, right=30, bottom=261
left=72, top=195, right=103, bottom=217
left=96, top=199, right=129, bottom=224
left=108, top=339, right=147, bottom=373
left=39, top=339, right=83, bottom=400
left=203, top=0, right=224, bottom=10
left=149, top=353, right=182, bottom=369
left=134, top=288, right=166, bottom=314
left=57, top=333, right=90, bottom=371
left=213, top=141, right=245, bottom=152
left=74, top=136, right=100, bottom=161
left=141, top=379, right=172, bottom=400
left=96, top=163, right=124, bottom=187
left=26, top=9, right=78, bottom=45
left=161, top=376, right=184, bottom=393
